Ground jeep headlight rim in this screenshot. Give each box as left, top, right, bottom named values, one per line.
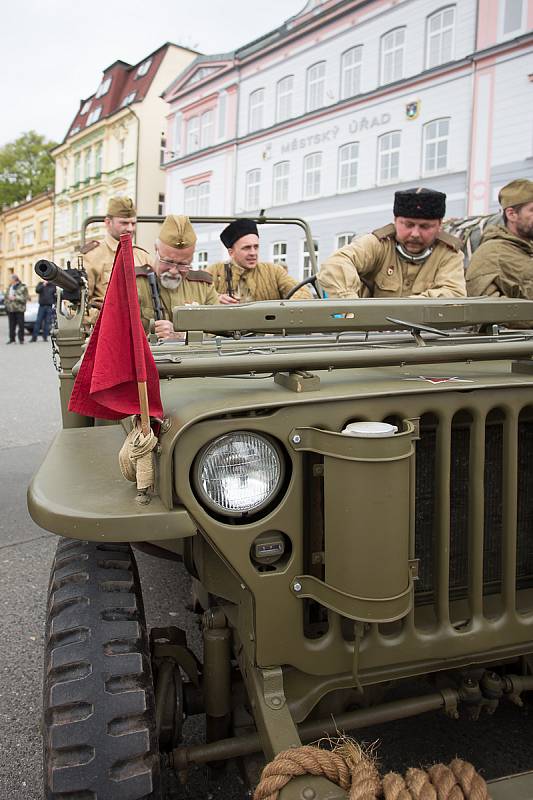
left=193, top=431, right=285, bottom=518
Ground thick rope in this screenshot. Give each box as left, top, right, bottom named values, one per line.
left=253, top=743, right=491, bottom=800
left=118, top=416, right=158, bottom=493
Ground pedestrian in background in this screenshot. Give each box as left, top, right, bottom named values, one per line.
left=5, top=273, right=29, bottom=344
left=31, top=280, right=57, bottom=342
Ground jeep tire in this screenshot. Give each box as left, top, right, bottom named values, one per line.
left=43, top=538, right=161, bottom=799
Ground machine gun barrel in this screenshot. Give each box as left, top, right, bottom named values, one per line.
left=35, top=260, right=81, bottom=293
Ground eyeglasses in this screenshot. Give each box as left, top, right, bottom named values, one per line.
left=157, top=254, right=192, bottom=268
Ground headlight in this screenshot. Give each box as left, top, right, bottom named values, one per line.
left=193, top=432, right=284, bottom=517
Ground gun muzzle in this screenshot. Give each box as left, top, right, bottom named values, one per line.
left=35, top=260, right=81, bottom=293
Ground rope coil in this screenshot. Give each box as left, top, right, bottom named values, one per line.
left=253, top=742, right=491, bottom=800
left=118, top=416, right=158, bottom=494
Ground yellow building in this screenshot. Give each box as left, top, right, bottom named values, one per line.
left=0, top=191, right=54, bottom=296
left=51, top=43, right=197, bottom=266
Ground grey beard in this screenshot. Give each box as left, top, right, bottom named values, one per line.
left=160, top=273, right=183, bottom=290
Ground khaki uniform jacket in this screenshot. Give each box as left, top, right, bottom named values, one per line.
left=207, top=261, right=312, bottom=301
left=466, top=225, right=533, bottom=299
left=83, top=234, right=152, bottom=309
left=318, top=224, right=466, bottom=299
left=136, top=267, right=219, bottom=334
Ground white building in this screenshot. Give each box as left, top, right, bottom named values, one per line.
left=162, top=0, right=533, bottom=280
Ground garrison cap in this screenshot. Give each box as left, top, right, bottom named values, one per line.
left=106, top=196, right=136, bottom=218
left=159, top=215, right=197, bottom=249
left=498, top=179, right=533, bottom=209
left=220, top=218, right=258, bottom=248
left=393, top=187, right=446, bottom=220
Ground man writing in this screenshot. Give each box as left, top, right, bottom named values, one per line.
left=318, top=188, right=466, bottom=299
left=208, top=218, right=311, bottom=302
left=136, top=214, right=218, bottom=340
left=83, top=196, right=151, bottom=319
left=466, top=179, right=533, bottom=300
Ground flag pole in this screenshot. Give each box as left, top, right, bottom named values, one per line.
left=137, top=381, right=151, bottom=436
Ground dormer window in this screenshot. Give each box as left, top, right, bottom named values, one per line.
left=95, top=77, right=112, bottom=98
left=121, top=91, right=136, bottom=107
left=81, top=100, right=91, bottom=115
left=136, top=58, right=152, bottom=78
left=87, top=106, right=102, bottom=126
left=70, top=126, right=80, bottom=136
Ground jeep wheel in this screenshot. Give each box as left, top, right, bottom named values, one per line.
left=43, top=538, right=161, bottom=800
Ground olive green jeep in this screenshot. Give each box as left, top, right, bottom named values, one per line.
left=28, top=217, right=533, bottom=800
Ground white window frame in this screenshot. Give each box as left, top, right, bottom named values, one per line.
left=40, top=219, right=49, bottom=242
left=426, top=6, right=455, bottom=69
left=83, top=148, right=92, bottom=180
left=71, top=200, right=80, bottom=233
left=87, top=106, right=102, bottom=126
left=272, top=241, right=288, bottom=266
left=121, top=91, right=136, bottom=107
left=338, top=142, right=359, bottom=193
left=81, top=100, right=91, bottom=114
left=196, top=250, right=209, bottom=269
left=82, top=196, right=90, bottom=223
left=95, top=78, right=111, bottom=99
left=184, top=185, right=198, bottom=215
left=306, top=61, right=326, bottom=112
left=500, top=0, right=526, bottom=37
left=136, top=58, right=152, bottom=78
left=276, top=76, right=294, bottom=122
left=377, top=131, right=401, bottom=184
left=249, top=89, right=265, bottom=132
left=8, top=231, right=16, bottom=250
left=197, top=182, right=210, bottom=215
left=94, top=143, right=103, bottom=176
left=200, top=110, right=214, bottom=148
left=74, top=153, right=81, bottom=183
left=92, top=194, right=101, bottom=215
left=380, top=28, right=405, bottom=85
left=272, top=161, right=290, bottom=205
left=187, top=116, right=200, bottom=154
left=340, top=46, right=362, bottom=100
left=301, top=239, right=319, bottom=280
left=303, top=152, right=322, bottom=199
left=245, top=169, right=261, bottom=209
left=422, top=117, right=450, bottom=175
left=173, top=113, right=182, bottom=156
left=22, top=226, right=35, bottom=246
left=336, top=233, right=354, bottom=249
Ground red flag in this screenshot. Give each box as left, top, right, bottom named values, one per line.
left=69, top=234, right=163, bottom=420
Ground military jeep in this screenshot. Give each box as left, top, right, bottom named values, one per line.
left=28, top=218, right=533, bottom=800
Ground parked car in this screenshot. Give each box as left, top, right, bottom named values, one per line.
left=24, top=301, right=39, bottom=333
left=0, top=290, right=5, bottom=315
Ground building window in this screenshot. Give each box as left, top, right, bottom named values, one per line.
left=245, top=169, right=261, bottom=209
left=426, top=7, right=455, bottom=68
left=70, top=126, right=80, bottom=136
left=71, top=200, right=80, bottom=233
left=272, top=242, right=288, bottom=266
left=87, top=106, right=102, bottom=126
left=82, top=196, right=90, bottom=223
left=94, top=143, right=103, bottom=177
left=303, top=152, right=322, bottom=199
left=83, top=148, right=92, bottom=180
left=502, top=0, right=525, bottom=34
left=218, top=91, right=227, bottom=139
left=160, top=135, right=166, bottom=166
left=338, top=142, right=359, bottom=192
left=74, top=153, right=81, bottom=184
left=187, top=116, right=200, bottom=153
left=92, top=194, right=101, bottom=215
left=377, top=131, right=401, bottom=183
left=272, top=161, right=290, bottom=205
left=121, top=91, right=136, bottom=107
left=136, top=58, right=152, bottom=78
left=184, top=186, right=197, bottom=215
left=173, top=113, right=182, bottom=156
left=119, top=138, right=126, bottom=167
left=8, top=231, right=16, bottom=250
left=306, top=61, right=326, bottom=112
left=336, top=233, right=354, bottom=249
left=381, top=28, right=405, bottom=84
left=81, top=100, right=91, bottom=115
left=197, top=182, right=210, bottom=215
left=196, top=250, right=209, bottom=269
left=158, top=193, right=165, bottom=216
left=249, top=89, right=265, bottom=132
left=302, top=239, right=319, bottom=279
left=22, top=226, right=35, bottom=246
left=200, top=110, right=214, bottom=148
left=95, top=78, right=111, bottom=98
left=276, top=76, right=294, bottom=122
left=62, top=164, right=68, bottom=190
left=423, top=118, right=450, bottom=174
left=341, top=46, right=362, bottom=100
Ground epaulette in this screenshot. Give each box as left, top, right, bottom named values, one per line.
left=371, top=223, right=396, bottom=240
left=135, top=265, right=153, bottom=277
left=133, top=245, right=150, bottom=254
left=437, top=230, right=462, bottom=252
left=79, top=240, right=100, bottom=255
left=185, top=270, right=214, bottom=284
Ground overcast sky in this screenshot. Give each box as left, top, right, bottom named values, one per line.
left=1, top=0, right=306, bottom=148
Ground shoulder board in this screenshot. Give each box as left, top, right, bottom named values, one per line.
left=186, top=270, right=214, bottom=284
left=79, top=240, right=100, bottom=255
left=133, top=245, right=149, bottom=254
left=437, top=230, right=462, bottom=252
left=371, top=223, right=396, bottom=240
left=135, top=265, right=153, bottom=277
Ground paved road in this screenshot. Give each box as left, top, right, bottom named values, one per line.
left=0, top=314, right=531, bottom=799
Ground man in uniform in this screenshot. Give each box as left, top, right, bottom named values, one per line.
left=208, top=218, right=312, bottom=302
left=466, top=179, right=533, bottom=300
left=318, top=188, right=466, bottom=299
left=82, top=196, right=151, bottom=319
left=136, top=214, right=218, bottom=341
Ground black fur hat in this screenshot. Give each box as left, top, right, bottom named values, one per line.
left=220, top=218, right=259, bottom=248
left=393, top=188, right=446, bottom=220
